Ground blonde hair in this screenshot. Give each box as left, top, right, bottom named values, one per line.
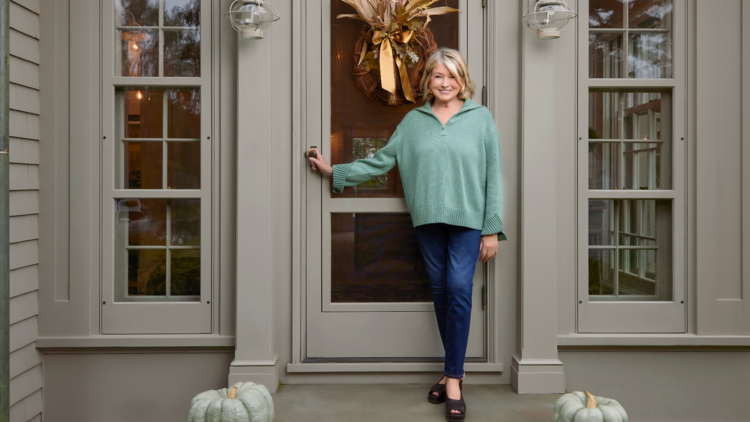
left=420, top=47, right=476, bottom=102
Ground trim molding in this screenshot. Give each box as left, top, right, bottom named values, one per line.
left=36, top=335, right=236, bottom=349
left=286, top=362, right=504, bottom=373
left=557, top=334, right=750, bottom=347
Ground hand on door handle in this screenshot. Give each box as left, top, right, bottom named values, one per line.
left=307, top=147, right=333, bottom=177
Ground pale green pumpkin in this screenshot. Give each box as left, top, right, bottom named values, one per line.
left=551, top=390, right=628, bottom=422
left=188, top=381, right=274, bottom=422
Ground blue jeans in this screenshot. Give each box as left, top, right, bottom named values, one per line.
left=414, top=223, right=481, bottom=379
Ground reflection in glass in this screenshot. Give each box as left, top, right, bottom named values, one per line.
left=589, top=249, right=615, bottom=295
left=115, top=198, right=201, bottom=300
left=164, top=30, right=201, bottom=77
left=618, top=249, right=657, bottom=295
left=589, top=33, right=622, bottom=78
left=629, top=0, right=672, bottom=29
left=628, top=32, right=671, bottom=78
left=165, top=0, right=200, bottom=26
left=331, top=213, right=431, bottom=302
left=116, top=198, right=167, bottom=245
left=589, top=90, right=668, bottom=142
left=589, top=142, right=619, bottom=189
left=352, top=138, right=388, bottom=190
left=171, top=249, right=200, bottom=295
left=167, top=142, right=200, bottom=189
left=119, top=0, right=159, bottom=26
left=588, top=199, right=672, bottom=300
left=124, top=141, right=163, bottom=189
left=121, top=89, right=163, bottom=138
left=168, top=89, right=201, bottom=138
left=623, top=142, right=662, bottom=189
left=171, top=199, right=200, bottom=246
left=589, top=0, right=624, bottom=28
left=589, top=200, right=614, bottom=245
left=120, top=29, right=159, bottom=77
left=330, top=0, right=458, bottom=198
left=127, top=249, right=167, bottom=295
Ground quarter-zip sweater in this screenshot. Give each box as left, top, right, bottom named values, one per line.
left=332, top=97, right=507, bottom=240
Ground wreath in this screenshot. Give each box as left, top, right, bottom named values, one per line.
left=338, top=0, right=460, bottom=106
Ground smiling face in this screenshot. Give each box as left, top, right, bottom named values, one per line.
left=428, top=62, right=464, bottom=105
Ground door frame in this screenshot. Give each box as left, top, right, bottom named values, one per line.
left=288, top=0, right=504, bottom=373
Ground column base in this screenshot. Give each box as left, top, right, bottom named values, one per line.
left=229, top=357, right=280, bottom=393
left=510, top=355, right=565, bottom=394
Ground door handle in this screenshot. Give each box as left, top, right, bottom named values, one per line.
left=307, top=146, right=317, bottom=159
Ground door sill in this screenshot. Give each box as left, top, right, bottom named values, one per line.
left=287, top=361, right=503, bottom=373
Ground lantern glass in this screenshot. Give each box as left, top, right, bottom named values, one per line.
left=226, top=0, right=280, bottom=38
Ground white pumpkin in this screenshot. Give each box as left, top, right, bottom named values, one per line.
left=552, top=390, right=628, bottom=422
left=188, top=381, right=274, bottom=422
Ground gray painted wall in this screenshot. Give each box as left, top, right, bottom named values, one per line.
left=43, top=351, right=233, bottom=422
left=8, top=0, right=44, bottom=420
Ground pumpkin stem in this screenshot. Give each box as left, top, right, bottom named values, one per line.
left=227, top=387, right=238, bottom=400
left=584, top=391, right=596, bottom=408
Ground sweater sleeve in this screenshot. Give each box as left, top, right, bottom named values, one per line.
left=481, top=119, right=508, bottom=241
left=331, top=127, right=401, bottom=194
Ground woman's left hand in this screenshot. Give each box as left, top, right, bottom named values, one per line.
left=479, top=235, right=498, bottom=262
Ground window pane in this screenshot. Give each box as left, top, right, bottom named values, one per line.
left=588, top=142, right=619, bottom=189
left=120, top=29, right=159, bottom=77
left=164, top=0, right=200, bottom=26
left=589, top=200, right=615, bottom=245
left=127, top=249, right=167, bottom=296
left=164, top=30, right=201, bottom=77
left=116, top=198, right=167, bottom=245
left=589, top=33, right=623, bottom=78
left=628, top=32, right=672, bottom=78
left=171, top=199, right=200, bottom=246
left=121, top=89, right=163, bottom=138
left=629, top=0, right=672, bottom=29
left=331, top=213, right=432, bottom=302
left=588, top=91, right=622, bottom=139
left=589, top=0, right=624, bottom=28
left=589, top=200, right=672, bottom=301
left=329, top=0, right=458, bottom=198
left=623, top=142, right=664, bottom=189
left=167, top=89, right=200, bottom=138
left=171, top=249, right=200, bottom=296
left=123, top=141, right=163, bottom=189
left=118, top=0, right=159, bottom=26
left=115, top=198, right=201, bottom=301
left=167, top=142, right=200, bottom=189
left=589, top=249, right=615, bottom=295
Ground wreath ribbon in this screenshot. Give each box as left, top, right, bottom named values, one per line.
left=371, top=29, right=415, bottom=103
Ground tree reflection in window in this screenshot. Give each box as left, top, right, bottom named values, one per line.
left=352, top=137, right=388, bottom=190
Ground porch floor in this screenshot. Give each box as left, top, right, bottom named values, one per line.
left=272, top=384, right=561, bottom=422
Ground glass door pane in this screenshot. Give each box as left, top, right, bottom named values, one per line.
left=328, top=0, right=459, bottom=304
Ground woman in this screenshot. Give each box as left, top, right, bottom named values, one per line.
left=307, top=47, right=506, bottom=422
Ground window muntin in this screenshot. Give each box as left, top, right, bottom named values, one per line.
left=114, top=198, right=201, bottom=302
left=588, top=199, right=672, bottom=301
left=588, top=90, right=671, bottom=190
left=116, top=0, right=200, bottom=77
left=115, top=87, right=201, bottom=190
left=589, top=0, right=672, bottom=78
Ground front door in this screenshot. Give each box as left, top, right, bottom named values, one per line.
left=305, top=0, right=487, bottom=359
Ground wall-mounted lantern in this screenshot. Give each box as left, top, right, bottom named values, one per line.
left=522, top=0, right=577, bottom=40
left=225, top=0, right=281, bottom=39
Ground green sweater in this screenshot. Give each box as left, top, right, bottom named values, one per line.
left=332, top=97, right=507, bottom=241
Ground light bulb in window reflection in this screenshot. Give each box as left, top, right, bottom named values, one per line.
left=137, top=91, right=142, bottom=99
left=131, top=42, right=139, bottom=51
left=643, top=137, right=647, bottom=140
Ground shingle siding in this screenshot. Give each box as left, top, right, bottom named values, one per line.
left=8, top=1, right=43, bottom=420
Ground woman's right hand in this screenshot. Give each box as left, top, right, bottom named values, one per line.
left=307, top=147, right=333, bottom=177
